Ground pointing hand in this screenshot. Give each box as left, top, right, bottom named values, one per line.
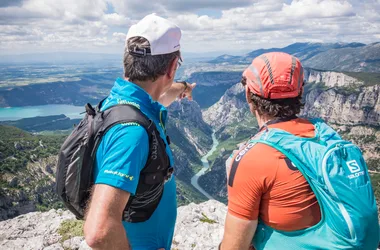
left=179, top=82, right=196, bottom=101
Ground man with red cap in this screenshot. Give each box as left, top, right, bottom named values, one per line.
left=219, top=52, right=378, bottom=249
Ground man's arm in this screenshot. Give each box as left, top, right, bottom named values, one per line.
left=84, top=184, right=131, bottom=250
left=158, top=81, right=196, bottom=107
left=220, top=213, right=257, bottom=250
left=221, top=145, right=265, bottom=250
left=84, top=125, right=150, bottom=250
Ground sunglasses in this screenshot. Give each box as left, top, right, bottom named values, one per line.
left=176, top=56, right=183, bottom=70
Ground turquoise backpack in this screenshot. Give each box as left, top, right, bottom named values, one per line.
left=250, top=119, right=379, bottom=250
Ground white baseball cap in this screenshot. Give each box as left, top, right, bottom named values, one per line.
left=126, top=14, right=181, bottom=56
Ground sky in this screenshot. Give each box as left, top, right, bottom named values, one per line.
left=0, top=0, right=379, bottom=56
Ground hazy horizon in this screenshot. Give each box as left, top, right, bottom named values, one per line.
left=1, top=41, right=378, bottom=65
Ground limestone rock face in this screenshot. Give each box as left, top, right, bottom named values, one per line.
left=166, top=99, right=213, bottom=187
left=202, top=83, right=249, bottom=131
left=173, top=200, right=227, bottom=250
left=0, top=156, right=59, bottom=221
left=0, top=209, right=74, bottom=250
left=204, top=70, right=379, bottom=130
left=0, top=200, right=227, bottom=250
left=168, top=99, right=212, bottom=155
left=302, top=85, right=380, bottom=126
left=304, top=68, right=364, bottom=88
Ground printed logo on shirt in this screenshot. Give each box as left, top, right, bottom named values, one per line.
left=104, top=170, right=134, bottom=181
left=151, top=131, right=158, bottom=160
left=234, top=142, right=255, bottom=162
left=228, top=141, right=257, bottom=187
left=120, top=122, right=141, bottom=127
left=117, top=99, right=140, bottom=109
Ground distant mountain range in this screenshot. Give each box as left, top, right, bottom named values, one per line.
left=0, top=115, right=81, bottom=132
left=0, top=51, right=239, bottom=65
left=208, top=42, right=380, bottom=72
left=0, top=71, right=240, bottom=109
left=0, top=53, right=121, bottom=65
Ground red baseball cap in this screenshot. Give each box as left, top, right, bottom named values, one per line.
left=242, top=52, right=304, bottom=99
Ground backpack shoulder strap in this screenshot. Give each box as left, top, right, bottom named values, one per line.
left=101, top=104, right=152, bottom=133
left=250, top=139, right=303, bottom=168
left=309, top=118, right=342, bottom=142
left=90, top=104, right=155, bottom=158
left=250, top=138, right=317, bottom=182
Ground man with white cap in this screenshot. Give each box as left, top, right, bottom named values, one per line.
left=84, top=14, right=195, bottom=250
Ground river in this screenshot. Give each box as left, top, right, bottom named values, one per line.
left=190, top=132, right=219, bottom=200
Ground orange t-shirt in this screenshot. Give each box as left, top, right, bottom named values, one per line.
left=227, top=118, right=321, bottom=231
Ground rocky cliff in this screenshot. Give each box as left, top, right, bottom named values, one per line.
left=166, top=100, right=213, bottom=205
left=201, top=83, right=257, bottom=144
left=302, top=84, right=380, bottom=126
left=0, top=156, right=60, bottom=221
left=200, top=83, right=255, bottom=202
left=0, top=200, right=227, bottom=250
left=184, top=70, right=242, bottom=109
left=168, top=99, right=212, bottom=156
left=202, top=83, right=248, bottom=131
left=203, top=70, right=380, bottom=130
left=304, top=68, right=364, bottom=88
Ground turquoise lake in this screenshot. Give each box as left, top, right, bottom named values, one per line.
left=0, top=105, right=86, bottom=121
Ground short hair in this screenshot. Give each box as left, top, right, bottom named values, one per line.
left=241, top=76, right=304, bottom=118
left=123, top=37, right=180, bottom=82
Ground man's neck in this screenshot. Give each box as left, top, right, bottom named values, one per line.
left=256, top=112, right=276, bottom=128
left=125, top=78, right=164, bottom=101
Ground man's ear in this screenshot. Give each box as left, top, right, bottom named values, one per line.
left=246, top=89, right=257, bottom=115
left=167, top=57, right=178, bottom=80
left=245, top=87, right=252, bottom=104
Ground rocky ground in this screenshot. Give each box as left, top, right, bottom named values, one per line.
left=0, top=200, right=227, bottom=250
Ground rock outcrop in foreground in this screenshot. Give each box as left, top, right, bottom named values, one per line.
left=0, top=200, right=227, bottom=250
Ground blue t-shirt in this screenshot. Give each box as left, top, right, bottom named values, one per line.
left=94, top=78, right=177, bottom=250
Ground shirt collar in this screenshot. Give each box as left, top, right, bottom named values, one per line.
left=108, top=78, right=167, bottom=124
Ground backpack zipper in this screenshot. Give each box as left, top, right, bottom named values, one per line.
left=159, top=110, right=166, bottom=134
left=159, top=110, right=163, bottom=128
left=322, top=143, right=356, bottom=240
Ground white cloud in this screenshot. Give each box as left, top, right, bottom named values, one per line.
left=107, top=0, right=255, bottom=18
left=282, top=0, right=354, bottom=18
left=112, top=32, right=127, bottom=43
left=0, top=0, right=379, bottom=55
left=22, top=0, right=108, bottom=20
left=103, top=13, right=131, bottom=26
left=171, top=0, right=380, bottom=52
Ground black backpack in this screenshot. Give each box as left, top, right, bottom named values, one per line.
left=56, top=101, right=174, bottom=222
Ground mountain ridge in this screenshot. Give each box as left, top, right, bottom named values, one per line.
left=208, top=42, right=380, bottom=73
